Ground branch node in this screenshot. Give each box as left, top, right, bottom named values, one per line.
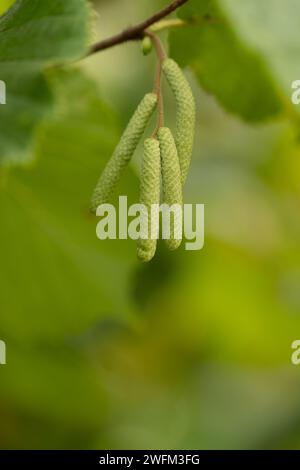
left=88, top=0, right=189, bottom=56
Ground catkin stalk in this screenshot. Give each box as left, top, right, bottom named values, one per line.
left=137, top=138, right=161, bottom=262
left=162, top=59, right=195, bottom=185
left=91, top=93, right=158, bottom=212
left=158, top=127, right=183, bottom=251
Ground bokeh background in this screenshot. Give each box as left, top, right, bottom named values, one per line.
left=1, top=0, right=300, bottom=449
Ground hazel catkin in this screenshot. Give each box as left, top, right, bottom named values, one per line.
left=91, top=93, right=158, bottom=212
left=137, top=138, right=161, bottom=262
left=162, top=58, right=195, bottom=186
left=158, top=127, right=183, bottom=251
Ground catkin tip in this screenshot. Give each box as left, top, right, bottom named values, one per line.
left=144, top=136, right=158, bottom=144
left=166, top=239, right=182, bottom=251
left=144, top=92, right=158, bottom=105
left=162, top=58, right=176, bottom=71
left=157, top=127, right=170, bottom=139
left=137, top=246, right=156, bottom=263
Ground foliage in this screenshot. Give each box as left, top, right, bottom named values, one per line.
left=1, top=0, right=300, bottom=450
left=0, top=0, right=90, bottom=164
left=169, top=0, right=283, bottom=122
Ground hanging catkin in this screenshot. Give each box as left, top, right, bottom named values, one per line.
left=158, top=127, right=183, bottom=251
left=162, top=58, right=195, bottom=185
left=91, top=93, right=158, bottom=212
left=137, top=138, right=161, bottom=262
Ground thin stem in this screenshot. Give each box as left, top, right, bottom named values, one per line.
left=88, top=0, right=189, bottom=56
left=146, top=32, right=166, bottom=136
left=147, top=30, right=167, bottom=69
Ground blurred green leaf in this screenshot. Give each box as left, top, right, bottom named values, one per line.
left=0, top=0, right=91, bottom=165
left=0, top=69, right=139, bottom=341
left=169, top=0, right=283, bottom=122
left=220, top=0, right=300, bottom=115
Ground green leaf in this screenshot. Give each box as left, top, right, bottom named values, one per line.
left=169, top=0, right=283, bottom=122
left=220, top=0, right=300, bottom=115
left=0, top=0, right=91, bottom=165
left=0, top=69, right=139, bottom=342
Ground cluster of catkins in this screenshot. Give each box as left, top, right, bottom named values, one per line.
left=90, top=58, right=196, bottom=262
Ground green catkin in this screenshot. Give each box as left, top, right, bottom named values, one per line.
left=90, top=93, right=158, bottom=212
left=137, top=138, right=161, bottom=263
left=162, top=58, right=196, bottom=185
left=158, top=127, right=183, bottom=251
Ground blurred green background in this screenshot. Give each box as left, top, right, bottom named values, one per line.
left=1, top=0, right=300, bottom=449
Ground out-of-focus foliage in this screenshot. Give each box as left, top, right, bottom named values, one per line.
left=169, top=0, right=283, bottom=122
left=0, top=69, right=139, bottom=341
left=1, top=0, right=300, bottom=451
left=0, top=0, right=91, bottom=165
left=0, top=0, right=14, bottom=15
left=220, top=0, right=300, bottom=114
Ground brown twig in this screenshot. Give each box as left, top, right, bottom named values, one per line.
left=88, top=0, right=189, bottom=56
